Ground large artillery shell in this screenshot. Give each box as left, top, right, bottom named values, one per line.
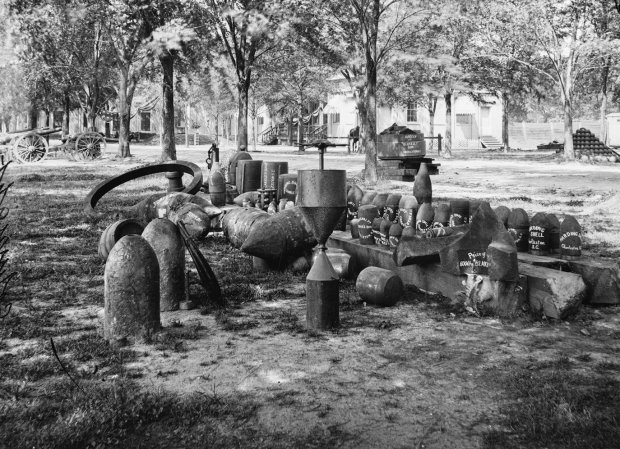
left=241, top=207, right=317, bottom=262
left=347, top=185, right=364, bottom=220
left=372, top=217, right=383, bottom=245
left=546, top=213, right=561, bottom=254
left=104, top=235, right=160, bottom=342
left=389, top=223, right=403, bottom=248
left=99, top=219, right=145, bottom=261
left=358, top=205, right=378, bottom=245
left=507, top=208, right=529, bottom=252
left=360, top=190, right=377, bottom=206
left=385, top=194, right=402, bottom=223
left=449, top=200, right=470, bottom=226
left=356, top=267, right=404, bottom=307
left=433, top=203, right=451, bottom=227
left=142, top=218, right=185, bottom=311
left=221, top=207, right=269, bottom=248
left=208, top=170, right=226, bottom=206
left=560, top=215, right=582, bottom=259
left=372, top=193, right=389, bottom=218
left=529, top=212, right=550, bottom=255
left=350, top=218, right=360, bottom=239
left=380, top=218, right=392, bottom=247
left=398, top=195, right=418, bottom=228
left=416, top=203, right=434, bottom=234
left=413, top=163, right=432, bottom=204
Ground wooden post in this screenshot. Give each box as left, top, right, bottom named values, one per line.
left=437, top=134, right=442, bottom=155
left=185, top=103, right=190, bottom=148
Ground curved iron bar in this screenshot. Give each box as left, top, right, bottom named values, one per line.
left=84, top=160, right=203, bottom=213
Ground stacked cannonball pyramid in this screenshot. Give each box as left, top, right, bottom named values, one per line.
left=573, top=128, right=618, bottom=162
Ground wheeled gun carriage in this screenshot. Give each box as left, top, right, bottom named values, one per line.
left=0, top=128, right=107, bottom=163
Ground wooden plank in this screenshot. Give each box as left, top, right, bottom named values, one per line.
left=328, top=231, right=526, bottom=317
left=517, top=252, right=620, bottom=305
left=518, top=263, right=585, bottom=319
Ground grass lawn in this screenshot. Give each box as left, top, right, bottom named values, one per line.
left=1, top=143, right=619, bottom=448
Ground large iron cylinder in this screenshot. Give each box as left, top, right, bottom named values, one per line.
left=142, top=218, right=185, bottom=311
left=104, top=235, right=160, bottom=342
left=236, top=160, right=263, bottom=194
left=261, top=161, right=289, bottom=190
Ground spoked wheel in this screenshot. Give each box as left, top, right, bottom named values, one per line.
left=74, top=132, right=106, bottom=160
left=12, top=133, right=48, bottom=164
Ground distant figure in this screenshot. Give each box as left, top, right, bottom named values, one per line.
left=348, top=126, right=360, bottom=153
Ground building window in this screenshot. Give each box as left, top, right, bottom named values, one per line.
left=406, top=102, right=417, bottom=122
left=331, top=113, right=340, bottom=124
left=141, top=112, right=151, bottom=131
left=257, top=116, right=264, bottom=126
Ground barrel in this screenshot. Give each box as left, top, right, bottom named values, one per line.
left=208, top=170, right=226, bottom=206
left=104, top=235, right=160, bottom=342
left=261, top=161, right=288, bottom=190
left=278, top=173, right=298, bottom=203
left=227, top=150, right=252, bottom=185
left=98, top=219, right=145, bottom=261
left=449, top=200, right=470, bottom=226
left=358, top=205, right=378, bottom=245
left=356, top=267, right=404, bottom=307
left=236, top=160, right=263, bottom=194
left=507, top=208, right=529, bottom=252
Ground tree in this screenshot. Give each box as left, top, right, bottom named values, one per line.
left=484, top=0, right=620, bottom=159
left=199, top=0, right=285, bottom=151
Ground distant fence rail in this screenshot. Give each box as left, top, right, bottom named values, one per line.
left=509, top=120, right=602, bottom=149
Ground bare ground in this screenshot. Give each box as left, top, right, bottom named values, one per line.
left=1, top=143, right=620, bottom=448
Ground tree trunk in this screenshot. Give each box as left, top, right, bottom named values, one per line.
left=27, top=106, right=37, bottom=130
left=63, top=92, right=70, bottom=138
left=117, top=71, right=132, bottom=158
left=237, top=79, right=249, bottom=150
left=214, top=113, right=219, bottom=144
left=287, top=114, right=293, bottom=146
left=159, top=52, right=176, bottom=161
left=87, top=109, right=97, bottom=132
left=443, top=92, right=453, bottom=157
left=562, top=94, right=574, bottom=160
left=502, top=91, right=510, bottom=152
left=297, top=105, right=304, bottom=152
left=427, top=94, right=437, bottom=154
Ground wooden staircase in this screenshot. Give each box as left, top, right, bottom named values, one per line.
left=480, top=135, right=503, bottom=150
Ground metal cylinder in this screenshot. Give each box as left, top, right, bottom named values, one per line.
left=142, top=218, right=185, bottom=311
left=398, top=195, right=418, bottom=228
left=104, top=235, right=160, bottom=342
left=296, top=169, right=347, bottom=245
left=357, top=205, right=378, bottom=245
left=208, top=170, right=226, bottom=206
left=236, top=160, right=263, bottom=194
left=356, top=266, right=404, bottom=307
left=227, top=150, right=252, bottom=185
left=98, top=219, right=145, bottom=261
left=261, top=161, right=289, bottom=190
left=165, top=171, right=184, bottom=192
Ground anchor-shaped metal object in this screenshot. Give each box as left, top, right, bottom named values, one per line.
left=297, top=141, right=347, bottom=330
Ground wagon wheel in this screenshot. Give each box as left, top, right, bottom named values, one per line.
left=12, top=133, right=48, bottom=164
left=74, top=132, right=106, bottom=160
